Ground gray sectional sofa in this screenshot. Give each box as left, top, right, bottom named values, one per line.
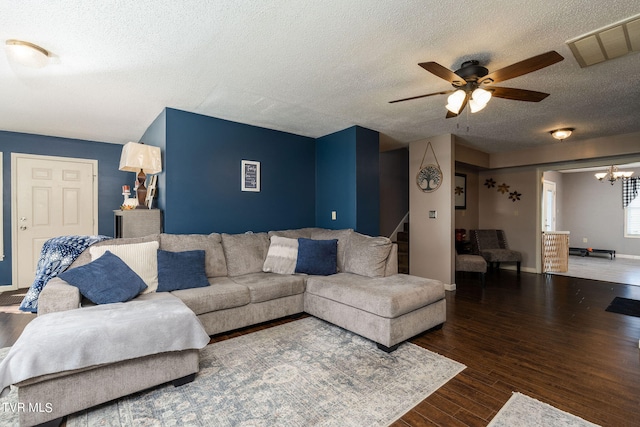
left=21, top=227, right=445, bottom=426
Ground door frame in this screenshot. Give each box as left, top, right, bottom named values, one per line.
left=542, top=180, right=557, bottom=232
left=10, top=153, right=98, bottom=290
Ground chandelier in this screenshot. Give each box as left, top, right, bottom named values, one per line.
left=594, top=165, right=633, bottom=185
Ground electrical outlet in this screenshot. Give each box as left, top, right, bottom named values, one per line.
left=331, top=211, right=337, bottom=221
left=583, top=238, right=588, bottom=243
left=429, top=210, right=437, bottom=219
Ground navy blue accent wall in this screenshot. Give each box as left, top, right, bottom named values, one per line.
left=315, top=127, right=357, bottom=230
left=140, top=109, right=167, bottom=212
left=355, top=126, right=380, bottom=236
left=0, top=131, right=127, bottom=285
left=152, top=108, right=315, bottom=234
left=315, top=126, right=379, bottom=235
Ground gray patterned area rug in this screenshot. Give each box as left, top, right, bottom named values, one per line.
left=488, top=392, right=601, bottom=427
left=58, top=317, right=463, bottom=426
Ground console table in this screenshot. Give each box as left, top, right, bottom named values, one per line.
left=114, top=209, right=162, bottom=238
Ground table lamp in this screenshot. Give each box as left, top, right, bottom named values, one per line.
left=119, top=142, right=162, bottom=208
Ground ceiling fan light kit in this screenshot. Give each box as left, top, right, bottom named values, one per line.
left=390, top=51, right=564, bottom=118
left=445, top=90, right=466, bottom=114
left=550, top=128, right=574, bottom=141
left=5, top=39, right=49, bottom=68
left=469, top=88, right=492, bottom=113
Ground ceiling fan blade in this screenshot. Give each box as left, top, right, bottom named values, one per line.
left=490, top=86, right=550, bottom=102
left=419, top=62, right=467, bottom=86
left=480, top=51, right=564, bottom=85
left=389, top=90, right=454, bottom=104
left=446, top=91, right=470, bottom=118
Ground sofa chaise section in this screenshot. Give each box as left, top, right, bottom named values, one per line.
left=304, top=273, right=446, bottom=351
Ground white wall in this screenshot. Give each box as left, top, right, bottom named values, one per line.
left=409, top=135, right=454, bottom=286
left=554, top=169, right=640, bottom=256
left=478, top=167, right=539, bottom=272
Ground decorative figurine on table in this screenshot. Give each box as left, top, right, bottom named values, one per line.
left=120, top=185, right=138, bottom=210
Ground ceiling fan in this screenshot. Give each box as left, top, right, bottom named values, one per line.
left=389, top=51, right=564, bottom=118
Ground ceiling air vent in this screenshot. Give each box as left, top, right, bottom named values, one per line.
left=567, top=13, right=640, bottom=68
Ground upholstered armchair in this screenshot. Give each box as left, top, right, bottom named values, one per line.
left=470, top=229, right=522, bottom=274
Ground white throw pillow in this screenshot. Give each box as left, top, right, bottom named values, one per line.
left=262, top=236, right=299, bottom=275
left=90, top=241, right=159, bottom=293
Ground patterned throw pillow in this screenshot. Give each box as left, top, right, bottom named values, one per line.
left=262, top=236, right=299, bottom=274
left=59, top=251, right=147, bottom=304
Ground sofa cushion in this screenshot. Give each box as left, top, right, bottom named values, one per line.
left=89, top=241, right=159, bottom=293
left=305, top=273, right=444, bottom=318
left=343, top=232, right=392, bottom=278
left=230, top=272, right=306, bottom=303
left=295, top=238, right=338, bottom=276
left=268, top=228, right=322, bottom=239
left=480, top=249, right=522, bottom=263
left=160, top=233, right=228, bottom=277
left=170, top=277, right=250, bottom=315
left=58, top=251, right=147, bottom=304
left=310, top=228, right=352, bottom=272
left=221, top=233, right=270, bottom=277
left=157, top=250, right=210, bottom=292
left=70, top=234, right=160, bottom=269
left=263, top=236, right=299, bottom=274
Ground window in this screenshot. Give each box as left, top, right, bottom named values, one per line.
left=624, top=195, right=640, bottom=238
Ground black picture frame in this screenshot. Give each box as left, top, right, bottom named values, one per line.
left=455, top=173, right=466, bottom=210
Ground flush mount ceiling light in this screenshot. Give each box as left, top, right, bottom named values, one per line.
left=5, top=39, right=50, bottom=68
left=550, top=128, right=574, bottom=141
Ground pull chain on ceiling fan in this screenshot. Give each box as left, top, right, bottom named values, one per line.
left=390, top=51, right=564, bottom=118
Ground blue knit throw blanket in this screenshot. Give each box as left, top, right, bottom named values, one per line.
left=19, top=235, right=111, bottom=313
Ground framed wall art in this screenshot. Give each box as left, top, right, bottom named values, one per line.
left=455, top=173, right=466, bottom=210
left=241, top=160, right=260, bottom=192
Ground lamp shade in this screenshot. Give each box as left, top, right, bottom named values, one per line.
left=446, top=90, right=466, bottom=114
left=119, top=142, right=162, bottom=174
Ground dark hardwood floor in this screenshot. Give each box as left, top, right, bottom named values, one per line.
left=2, top=271, right=639, bottom=426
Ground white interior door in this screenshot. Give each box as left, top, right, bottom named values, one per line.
left=12, top=154, right=98, bottom=289
left=542, top=180, right=557, bottom=232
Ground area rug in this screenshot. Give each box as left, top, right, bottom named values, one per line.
left=605, top=296, right=640, bottom=318
left=1, top=317, right=465, bottom=426
left=488, top=392, right=601, bottom=427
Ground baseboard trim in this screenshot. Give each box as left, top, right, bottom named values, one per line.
left=444, top=283, right=456, bottom=291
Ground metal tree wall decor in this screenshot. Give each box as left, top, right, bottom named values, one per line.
left=416, top=141, right=443, bottom=192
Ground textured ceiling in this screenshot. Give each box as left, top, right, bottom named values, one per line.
left=1, top=1, right=639, bottom=153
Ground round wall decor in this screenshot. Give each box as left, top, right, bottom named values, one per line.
left=416, top=164, right=443, bottom=192
left=416, top=141, right=443, bottom=192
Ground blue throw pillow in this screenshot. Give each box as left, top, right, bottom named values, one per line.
left=157, top=249, right=210, bottom=292
left=58, top=251, right=147, bottom=304
left=295, top=238, right=338, bottom=276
